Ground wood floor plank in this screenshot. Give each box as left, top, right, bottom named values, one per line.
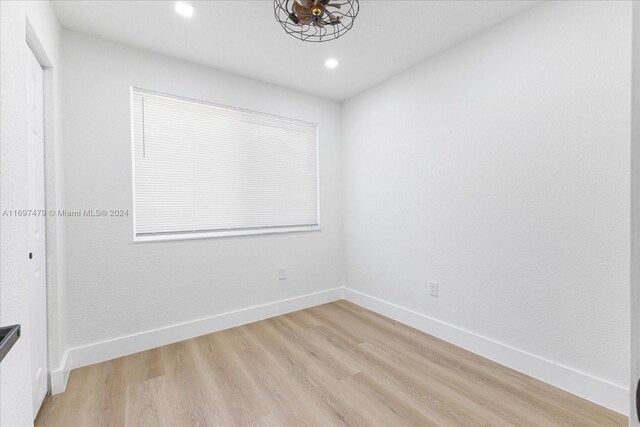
left=246, top=320, right=369, bottom=426
left=236, top=324, right=348, bottom=427
left=124, top=376, right=168, bottom=427
left=361, top=339, right=544, bottom=425
left=161, top=340, right=214, bottom=411
left=311, top=324, right=484, bottom=426
left=191, top=331, right=271, bottom=426
left=327, top=301, right=540, bottom=395
left=282, top=309, right=325, bottom=330
left=35, top=301, right=627, bottom=427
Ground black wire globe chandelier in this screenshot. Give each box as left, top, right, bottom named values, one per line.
left=274, top=0, right=360, bottom=42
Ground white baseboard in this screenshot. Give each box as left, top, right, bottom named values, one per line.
left=49, top=285, right=628, bottom=416
left=343, top=288, right=628, bottom=416
left=49, top=349, right=70, bottom=395
left=50, top=287, right=343, bottom=395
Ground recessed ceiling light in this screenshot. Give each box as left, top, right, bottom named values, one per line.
left=175, top=2, right=194, bottom=18
left=324, top=58, right=339, bottom=69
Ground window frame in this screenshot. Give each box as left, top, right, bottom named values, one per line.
left=130, top=87, right=321, bottom=243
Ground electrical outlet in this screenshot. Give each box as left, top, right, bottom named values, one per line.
left=429, top=281, right=438, bottom=297
left=278, top=268, right=287, bottom=280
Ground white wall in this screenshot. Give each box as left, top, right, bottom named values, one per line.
left=60, top=31, right=343, bottom=354
left=343, top=0, right=630, bottom=410
left=0, top=1, right=66, bottom=425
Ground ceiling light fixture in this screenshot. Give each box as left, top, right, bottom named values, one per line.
left=274, top=0, right=359, bottom=42
left=175, top=1, right=194, bottom=18
left=324, top=58, right=339, bottom=69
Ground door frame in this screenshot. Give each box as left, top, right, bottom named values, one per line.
left=25, top=41, right=48, bottom=417
left=631, top=2, right=640, bottom=425
left=24, top=17, right=58, bottom=418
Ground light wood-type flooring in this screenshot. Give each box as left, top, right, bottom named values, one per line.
left=36, top=301, right=626, bottom=426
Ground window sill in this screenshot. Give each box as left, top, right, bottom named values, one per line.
left=134, top=225, right=321, bottom=243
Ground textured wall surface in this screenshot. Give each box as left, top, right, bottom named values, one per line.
left=1, top=1, right=64, bottom=425
left=342, top=1, right=631, bottom=387
left=61, top=31, right=344, bottom=349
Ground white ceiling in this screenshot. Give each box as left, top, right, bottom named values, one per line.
left=52, top=0, right=540, bottom=101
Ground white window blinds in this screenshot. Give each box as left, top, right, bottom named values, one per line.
left=131, top=88, right=319, bottom=241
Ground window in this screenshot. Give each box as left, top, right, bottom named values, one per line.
left=131, top=88, right=319, bottom=242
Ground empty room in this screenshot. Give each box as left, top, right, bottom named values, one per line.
left=0, top=0, right=638, bottom=425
